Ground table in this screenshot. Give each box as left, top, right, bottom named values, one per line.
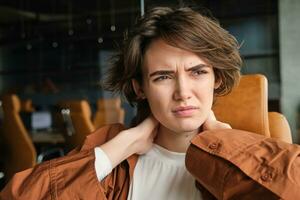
left=30, top=131, right=65, bottom=144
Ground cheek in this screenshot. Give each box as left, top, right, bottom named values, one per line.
left=195, top=82, right=215, bottom=116
left=146, top=92, right=170, bottom=121
left=206, top=88, right=215, bottom=109
left=197, top=80, right=215, bottom=99
left=147, top=96, right=167, bottom=115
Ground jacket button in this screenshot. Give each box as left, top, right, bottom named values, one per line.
left=260, top=171, right=273, bottom=182
left=208, top=142, right=221, bottom=154
left=208, top=142, right=219, bottom=150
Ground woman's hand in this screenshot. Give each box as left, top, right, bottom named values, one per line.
left=100, top=116, right=158, bottom=168
left=126, top=116, right=159, bottom=155
left=202, top=110, right=231, bottom=131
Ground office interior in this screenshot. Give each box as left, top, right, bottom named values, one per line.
left=0, top=0, right=299, bottom=189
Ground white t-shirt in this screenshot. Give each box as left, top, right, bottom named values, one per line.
left=94, top=145, right=203, bottom=200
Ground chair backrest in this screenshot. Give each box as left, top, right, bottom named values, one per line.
left=213, top=74, right=270, bottom=136
left=268, top=112, right=293, bottom=143
left=93, top=98, right=125, bottom=129
left=1, top=94, right=36, bottom=179
left=213, top=74, right=292, bottom=143
left=20, top=99, right=35, bottom=112
left=58, top=100, right=95, bottom=149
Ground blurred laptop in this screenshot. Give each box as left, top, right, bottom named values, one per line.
left=20, top=111, right=52, bottom=132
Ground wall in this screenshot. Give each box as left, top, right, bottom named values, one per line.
left=279, top=0, right=300, bottom=143
left=224, top=15, right=280, bottom=100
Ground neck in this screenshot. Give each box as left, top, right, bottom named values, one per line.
left=154, top=125, right=199, bottom=153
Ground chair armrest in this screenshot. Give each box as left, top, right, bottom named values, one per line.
left=268, top=112, right=293, bottom=143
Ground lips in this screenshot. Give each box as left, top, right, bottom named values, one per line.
left=172, top=106, right=199, bottom=117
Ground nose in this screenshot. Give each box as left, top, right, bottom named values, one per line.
left=173, top=76, right=192, bottom=101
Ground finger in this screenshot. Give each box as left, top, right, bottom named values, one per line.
left=221, top=122, right=232, bottom=129
left=152, top=124, right=159, bottom=139
left=139, top=115, right=159, bottom=131
left=207, top=110, right=217, bottom=121
left=202, top=110, right=217, bottom=130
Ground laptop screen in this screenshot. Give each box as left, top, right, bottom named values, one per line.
left=20, top=111, right=52, bottom=131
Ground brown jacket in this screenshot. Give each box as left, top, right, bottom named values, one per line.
left=1, top=124, right=300, bottom=200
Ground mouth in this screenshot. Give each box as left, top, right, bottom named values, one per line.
left=172, top=106, right=199, bottom=117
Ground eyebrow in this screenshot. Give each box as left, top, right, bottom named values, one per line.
left=149, top=64, right=210, bottom=77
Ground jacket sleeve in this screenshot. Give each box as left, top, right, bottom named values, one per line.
left=1, top=124, right=130, bottom=200
left=185, top=129, right=300, bottom=200
left=0, top=149, right=109, bottom=200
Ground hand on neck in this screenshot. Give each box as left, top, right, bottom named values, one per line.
left=154, top=125, right=199, bottom=153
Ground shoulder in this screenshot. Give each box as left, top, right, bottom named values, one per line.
left=68, top=123, right=126, bottom=154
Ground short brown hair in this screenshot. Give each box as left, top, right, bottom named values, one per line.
left=103, top=6, right=242, bottom=123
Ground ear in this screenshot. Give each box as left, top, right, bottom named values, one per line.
left=214, top=78, right=222, bottom=90
left=132, top=79, right=146, bottom=99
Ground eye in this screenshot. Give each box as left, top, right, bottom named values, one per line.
left=153, top=75, right=171, bottom=82
left=191, top=69, right=208, bottom=76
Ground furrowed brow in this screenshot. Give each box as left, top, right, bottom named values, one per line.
left=186, top=64, right=210, bottom=72
left=149, top=70, right=174, bottom=77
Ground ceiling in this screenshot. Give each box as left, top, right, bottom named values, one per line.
left=0, top=0, right=277, bottom=47
left=0, top=0, right=141, bottom=46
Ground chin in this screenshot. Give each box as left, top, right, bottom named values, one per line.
left=157, top=115, right=205, bottom=133
left=170, top=121, right=203, bottom=133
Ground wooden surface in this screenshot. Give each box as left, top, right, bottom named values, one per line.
left=30, top=131, right=65, bottom=144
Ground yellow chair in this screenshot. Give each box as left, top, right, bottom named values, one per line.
left=58, top=100, right=95, bottom=149
left=93, top=98, right=125, bottom=129
left=0, top=94, right=36, bottom=180
left=20, top=99, right=35, bottom=112
left=213, top=74, right=292, bottom=143
left=268, top=112, right=292, bottom=143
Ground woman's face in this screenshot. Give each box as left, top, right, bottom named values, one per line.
left=133, top=39, right=218, bottom=134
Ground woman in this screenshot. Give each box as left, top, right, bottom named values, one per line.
left=1, top=6, right=299, bottom=200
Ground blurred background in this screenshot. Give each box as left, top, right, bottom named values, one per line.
left=0, top=0, right=299, bottom=187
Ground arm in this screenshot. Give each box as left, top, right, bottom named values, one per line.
left=186, top=133, right=281, bottom=199
left=1, top=149, right=107, bottom=199
left=100, top=116, right=158, bottom=168
left=94, top=116, right=158, bottom=181
left=186, top=111, right=300, bottom=199
left=1, top=117, right=158, bottom=199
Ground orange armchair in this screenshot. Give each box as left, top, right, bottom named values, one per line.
left=0, top=94, right=36, bottom=179
left=212, top=74, right=292, bottom=143
left=0, top=94, right=64, bottom=181
left=93, top=98, right=125, bottom=129
left=20, top=99, right=35, bottom=112
left=58, top=100, right=95, bottom=149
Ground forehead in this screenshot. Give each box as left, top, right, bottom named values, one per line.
left=142, top=39, right=208, bottom=74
